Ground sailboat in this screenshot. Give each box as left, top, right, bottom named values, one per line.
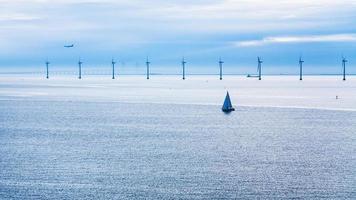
left=222, top=91, right=235, bottom=112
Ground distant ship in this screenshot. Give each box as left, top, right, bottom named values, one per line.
left=222, top=91, right=235, bottom=112
left=247, top=74, right=259, bottom=78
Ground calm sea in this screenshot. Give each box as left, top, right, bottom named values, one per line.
left=0, top=100, right=355, bottom=199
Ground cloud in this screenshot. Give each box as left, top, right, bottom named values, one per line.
left=236, top=34, right=356, bottom=47
left=1, top=0, right=356, bottom=67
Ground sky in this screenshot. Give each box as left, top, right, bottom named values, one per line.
left=1, top=0, right=356, bottom=74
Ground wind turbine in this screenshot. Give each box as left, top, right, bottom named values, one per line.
left=78, top=58, right=83, bottom=79
left=219, top=58, right=224, bottom=80
left=257, top=57, right=263, bottom=80
left=299, top=56, right=304, bottom=81
left=112, top=58, right=116, bottom=79
left=146, top=57, right=150, bottom=80
left=45, top=59, right=50, bottom=79
left=182, top=57, right=186, bottom=80
left=342, top=56, right=347, bottom=81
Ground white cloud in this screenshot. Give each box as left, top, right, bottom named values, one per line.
left=1, top=0, right=356, bottom=53
left=236, top=34, right=356, bottom=47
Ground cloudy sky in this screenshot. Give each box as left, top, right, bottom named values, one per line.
left=1, top=0, right=356, bottom=74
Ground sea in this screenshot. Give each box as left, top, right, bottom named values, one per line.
left=0, top=100, right=355, bottom=199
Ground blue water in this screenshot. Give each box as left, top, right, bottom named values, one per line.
left=0, top=100, right=355, bottom=199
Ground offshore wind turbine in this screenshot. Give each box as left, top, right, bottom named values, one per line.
left=111, top=58, right=116, bottom=79
left=182, top=57, right=186, bottom=80
left=45, top=60, right=50, bottom=79
left=299, top=56, right=304, bottom=81
left=257, top=57, right=263, bottom=80
left=78, top=58, right=83, bottom=79
left=219, top=58, right=224, bottom=80
left=342, top=56, right=347, bottom=81
left=146, top=57, right=150, bottom=80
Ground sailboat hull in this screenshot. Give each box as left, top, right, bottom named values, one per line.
left=222, top=107, right=235, bottom=112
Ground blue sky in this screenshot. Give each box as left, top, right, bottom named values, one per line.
left=1, top=0, right=356, bottom=74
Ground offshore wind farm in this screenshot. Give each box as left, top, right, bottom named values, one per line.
left=1, top=0, right=356, bottom=199
left=41, top=55, right=352, bottom=81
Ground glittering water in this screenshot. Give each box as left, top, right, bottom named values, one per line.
left=0, top=100, right=355, bottom=199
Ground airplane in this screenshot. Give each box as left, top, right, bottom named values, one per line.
left=64, top=44, right=74, bottom=48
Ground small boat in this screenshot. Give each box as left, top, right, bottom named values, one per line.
left=222, top=91, right=235, bottom=112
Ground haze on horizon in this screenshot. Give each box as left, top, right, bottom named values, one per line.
left=1, top=0, right=356, bottom=74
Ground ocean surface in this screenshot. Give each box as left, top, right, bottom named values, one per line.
left=0, top=100, right=355, bottom=199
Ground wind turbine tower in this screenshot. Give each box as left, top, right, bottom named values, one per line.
left=112, top=59, right=116, bottom=79
left=342, top=56, right=347, bottom=81
left=257, top=57, right=263, bottom=80
left=182, top=57, right=186, bottom=80
left=299, top=56, right=304, bottom=81
left=45, top=60, right=50, bottom=79
left=146, top=57, right=150, bottom=80
left=219, top=58, right=224, bottom=80
left=78, top=58, right=83, bottom=79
